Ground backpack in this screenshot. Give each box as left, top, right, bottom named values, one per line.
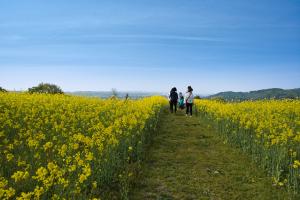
left=170, top=91, right=178, bottom=101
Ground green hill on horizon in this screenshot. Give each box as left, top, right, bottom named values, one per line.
left=208, top=88, right=300, bottom=100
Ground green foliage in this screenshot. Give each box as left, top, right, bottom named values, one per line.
left=194, top=95, right=201, bottom=99
left=28, top=83, right=64, bottom=94
left=209, top=88, right=300, bottom=101
left=211, top=96, right=226, bottom=103
left=0, top=86, right=7, bottom=92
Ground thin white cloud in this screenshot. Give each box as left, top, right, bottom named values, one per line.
left=0, top=35, right=25, bottom=41
left=0, top=64, right=170, bottom=72
left=70, top=34, right=224, bottom=42
left=0, top=33, right=224, bottom=43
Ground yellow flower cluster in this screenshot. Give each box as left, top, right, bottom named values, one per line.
left=0, top=93, right=167, bottom=199
left=195, top=99, right=300, bottom=193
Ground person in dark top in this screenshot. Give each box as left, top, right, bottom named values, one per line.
left=169, top=87, right=178, bottom=113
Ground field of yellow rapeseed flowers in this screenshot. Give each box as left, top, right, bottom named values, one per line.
left=195, top=99, right=300, bottom=194
left=0, top=93, right=167, bottom=199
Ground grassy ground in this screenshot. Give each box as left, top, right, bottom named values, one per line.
left=130, top=108, right=294, bottom=200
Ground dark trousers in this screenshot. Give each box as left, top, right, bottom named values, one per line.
left=169, top=101, right=177, bottom=113
left=186, top=103, right=193, bottom=115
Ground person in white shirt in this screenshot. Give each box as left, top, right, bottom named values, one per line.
left=185, top=86, right=194, bottom=116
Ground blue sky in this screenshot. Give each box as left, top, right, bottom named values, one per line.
left=1, top=0, right=299, bottom=94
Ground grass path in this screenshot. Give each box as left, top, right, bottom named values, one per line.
left=130, top=108, right=292, bottom=200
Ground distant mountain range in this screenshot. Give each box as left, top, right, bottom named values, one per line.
left=68, top=91, right=165, bottom=99
left=207, top=88, right=300, bottom=100
left=68, top=88, right=300, bottom=100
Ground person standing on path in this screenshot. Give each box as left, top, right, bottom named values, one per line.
left=169, top=87, right=178, bottom=113
left=178, top=92, right=185, bottom=110
left=185, top=86, right=194, bottom=116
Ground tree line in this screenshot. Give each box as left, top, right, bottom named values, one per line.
left=0, top=83, right=63, bottom=94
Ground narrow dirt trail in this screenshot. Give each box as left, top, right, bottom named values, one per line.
left=130, top=108, right=291, bottom=200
